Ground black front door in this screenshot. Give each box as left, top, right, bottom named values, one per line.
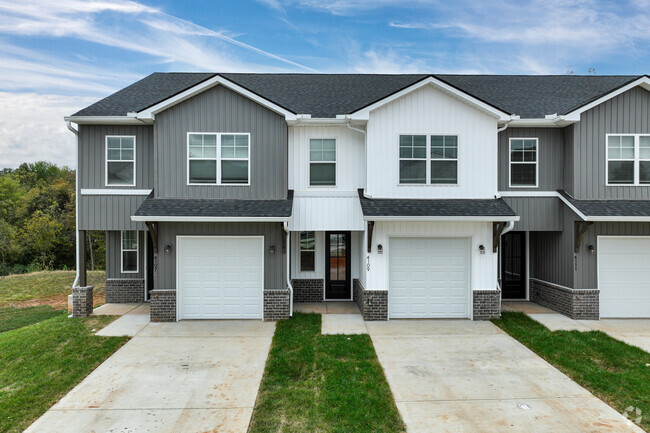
left=146, top=231, right=154, bottom=300
left=325, top=231, right=351, bottom=300
left=501, top=231, right=526, bottom=299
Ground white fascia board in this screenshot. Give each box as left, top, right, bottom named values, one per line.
left=507, top=118, right=574, bottom=128
left=135, top=75, right=298, bottom=121
left=498, top=191, right=559, bottom=197
left=562, top=76, right=650, bottom=120
left=131, top=215, right=291, bottom=222
left=556, top=193, right=589, bottom=221
left=81, top=189, right=152, bottom=195
left=346, top=76, right=512, bottom=121
left=362, top=215, right=520, bottom=222
left=63, top=116, right=150, bottom=125
left=587, top=216, right=650, bottom=222
left=286, top=118, right=354, bottom=126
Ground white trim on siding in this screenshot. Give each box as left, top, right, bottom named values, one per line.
left=131, top=215, right=290, bottom=222
left=81, top=189, right=152, bottom=195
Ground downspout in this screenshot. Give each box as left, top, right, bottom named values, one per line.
left=67, top=121, right=80, bottom=289
left=346, top=119, right=367, bottom=195
left=283, top=222, right=293, bottom=317
left=501, top=221, right=515, bottom=236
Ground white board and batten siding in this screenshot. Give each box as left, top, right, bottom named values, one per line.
left=366, top=84, right=499, bottom=199
left=597, top=236, right=650, bottom=318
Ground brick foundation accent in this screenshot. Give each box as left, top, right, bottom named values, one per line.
left=72, top=286, right=94, bottom=318
left=529, top=278, right=599, bottom=320
left=105, top=278, right=145, bottom=303
left=264, top=288, right=291, bottom=321
left=150, top=289, right=176, bottom=322
left=292, top=279, right=324, bottom=303
left=473, top=290, right=501, bottom=320
left=354, top=279, right=388, bottom=321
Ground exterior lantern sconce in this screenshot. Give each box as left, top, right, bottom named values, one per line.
left=164, top=244, right=173, bottom=254
left=377, top=244, right=384, bottom=254
left=587, top=245, right=596, bottom=255
left=478, top=244, right=486, bottom=254
left=269, top=245, right=276, bottom=255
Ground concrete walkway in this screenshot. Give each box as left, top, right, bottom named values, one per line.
left=367, top=320, right=645, bottom=433
left=503, top=301, right=650, bottom=352
left=294, top=302, right=369, bottom=335
left=25, top=320, right=276, bottom=433
left=94, top=303, right=150, bottom=337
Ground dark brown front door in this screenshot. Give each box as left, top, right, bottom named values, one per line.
left=501, top=231, right=526, bottom=299
left=325, top=231, right=351, bottom=300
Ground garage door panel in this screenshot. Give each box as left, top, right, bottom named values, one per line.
left=389, top=237, right=469, bottom=319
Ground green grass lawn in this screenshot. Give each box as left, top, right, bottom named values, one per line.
left=0, top=270, right=106, bottom=308
left=494, top=312, right=650, bottom=431
left=0, top=305, right=65, bottom=333
left=0, top=313, right=127, bottom=433
left=249, top=313, right=405, bottom=433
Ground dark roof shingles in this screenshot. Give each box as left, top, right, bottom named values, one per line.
left=559, top=190, right=650, bottom=218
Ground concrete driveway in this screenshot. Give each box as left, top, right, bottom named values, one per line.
left=367, top=320, right=645, bottom=433
left=25, top=320, right=275, bottom=433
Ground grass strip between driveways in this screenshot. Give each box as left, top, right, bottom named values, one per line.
left=0, top=305, right=66, bottom=333
left=249, top=313, right=405, bottom=433
left=0, top=314, right=128, bottom=433
left=494, top=312, right=650, bottom=432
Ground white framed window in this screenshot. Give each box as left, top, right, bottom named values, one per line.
left=106, top=136, right=135, bottom=186
left=300, top=231, right=315, bottom=271
left=509, top=138, right=538, bottom=188
left=607, top=134, right=650, bottom=185
left=187, top=133, right=250, bottom=185
left=309, top=139, right=336, bottom=186
left=399, top=134, right=458, bottom=185
left=121, top=231, right=138, bottom=273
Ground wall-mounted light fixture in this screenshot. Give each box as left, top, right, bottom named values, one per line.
left=164, top=244, right=173, bottom=254
left=587, top=245, right=595, bottom=255
left=377, top=244, right=383, bottom=254
left=269, top=245, right=276, bottom=255
left=478, top=244, right=486, bottom=254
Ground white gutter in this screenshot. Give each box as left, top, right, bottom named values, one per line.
left=363, top=215, right=520, bottom=222
left=131, top=215, right=290, bottom=222
left=501, top=220, right=515, bottom=236
left=283, top=222, right=293, bottom=317
left=67, top=121, right=80, bottom=289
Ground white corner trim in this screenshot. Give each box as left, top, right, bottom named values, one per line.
left=81, top=189, right=152, bottom=196
left=362, top=215, right=520, bottom=222
left=562, top=76, right=650, bottom=120
left=345, top=76, right=512, bottom=121
left=135, top=75, right=297, bottom=121
left=131, top=215, right=291, bottom=222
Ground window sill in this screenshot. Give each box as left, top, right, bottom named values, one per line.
left=397, top=183, right=460, bottom=187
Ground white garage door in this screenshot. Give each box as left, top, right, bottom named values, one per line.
left=598, top=237, right=650, bottom=318
left=389, top=237, right=470, bottom=319
left=177, top=236, right=264, bottom=320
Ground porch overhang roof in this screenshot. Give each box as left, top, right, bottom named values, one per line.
left=558, top=190, right=650, bottom=222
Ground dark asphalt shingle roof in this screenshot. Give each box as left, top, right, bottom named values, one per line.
left=559, top=190, right=650, bottom=218
left=358, top=189, right=517, bottom=218
left=71, top=73, right=645, bottom=119
left=134, top=191, right=293, bottom=219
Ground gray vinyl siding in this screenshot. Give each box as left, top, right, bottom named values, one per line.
left=78, top=195, right=147, bottom=231
left=154, top=85, right=288, bottom=199
left=503, top=197, right=563, bottom=231
left=571, top=86, right=650, bottom=199
left=498, top=127, right=564, bottom=191
left=529, top=207, right=576, bottom=288
left=106, top=230, right=145, bottom=279
left=156, top=222, right=286, bottom=290
left=562, top=126, right=574, bottom=196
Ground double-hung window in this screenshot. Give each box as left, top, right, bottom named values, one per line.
left=300, top=231, right=315, bottom=271
left=106, top=136, right=135, bottom=186
left=509, top=138, right=538, bottom=187
left=399, top=135, right=458, bottom=184
left=188, top=133, right=250, bottom=185
left=121, top=231, right=138, bottom=273
left=309, top=139, right=336, bottom=186
left=607, top=134, right=650, bottom=185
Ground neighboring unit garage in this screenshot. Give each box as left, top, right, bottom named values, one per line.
left=389, top=237, right=470, bottom=319
left=598, top=236, right=650, bottom=318
left=177, top=236, right=264, bottom=320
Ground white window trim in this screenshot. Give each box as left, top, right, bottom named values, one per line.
left=308, top=138, right=337, bottom=188
left=397, top=133, right=460, bottom=186
left=605, top=133, right=650, bottom=186
left=105, top=135, right=136, bottom=187
left=121, top=231, right=139, bottom=274
left=299, top=231, right=316, bottom=271
left=508, top=137, right=539, bottom=188
left=186, top=132, right=251, bottom=186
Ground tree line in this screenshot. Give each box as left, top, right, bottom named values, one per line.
left=0, top=162, right=105, bottom=276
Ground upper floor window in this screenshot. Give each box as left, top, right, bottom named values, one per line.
left=300, top=231, right=315, bottom=271
left=188, top=133, right=250, bottom=185
left=310, top=139, right=336, bottom=186
left=607, top=134, right=650, bottom=185
left=509, top=138, right=538, bottom=188
left=106, top=136, right=135, bottom=186
left=121, top=230, right=138, bottom=273
left=399, top=135, right=458, bottom=184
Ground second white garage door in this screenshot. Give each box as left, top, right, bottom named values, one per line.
left=598, top=237, right=650, bottom=318
left=177, top=236, right=264, bottom=320
left=389, top=237, right=470, bottom=319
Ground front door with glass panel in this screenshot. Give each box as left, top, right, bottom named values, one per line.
left=325, top=231, right=351, bottom=299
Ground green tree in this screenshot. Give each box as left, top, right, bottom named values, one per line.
left=0, top=176, right=23, bottom=223
left=22, top=210, right=63, bottom=270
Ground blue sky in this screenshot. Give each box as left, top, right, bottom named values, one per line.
left=1, top=0, right=649, bottom=168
